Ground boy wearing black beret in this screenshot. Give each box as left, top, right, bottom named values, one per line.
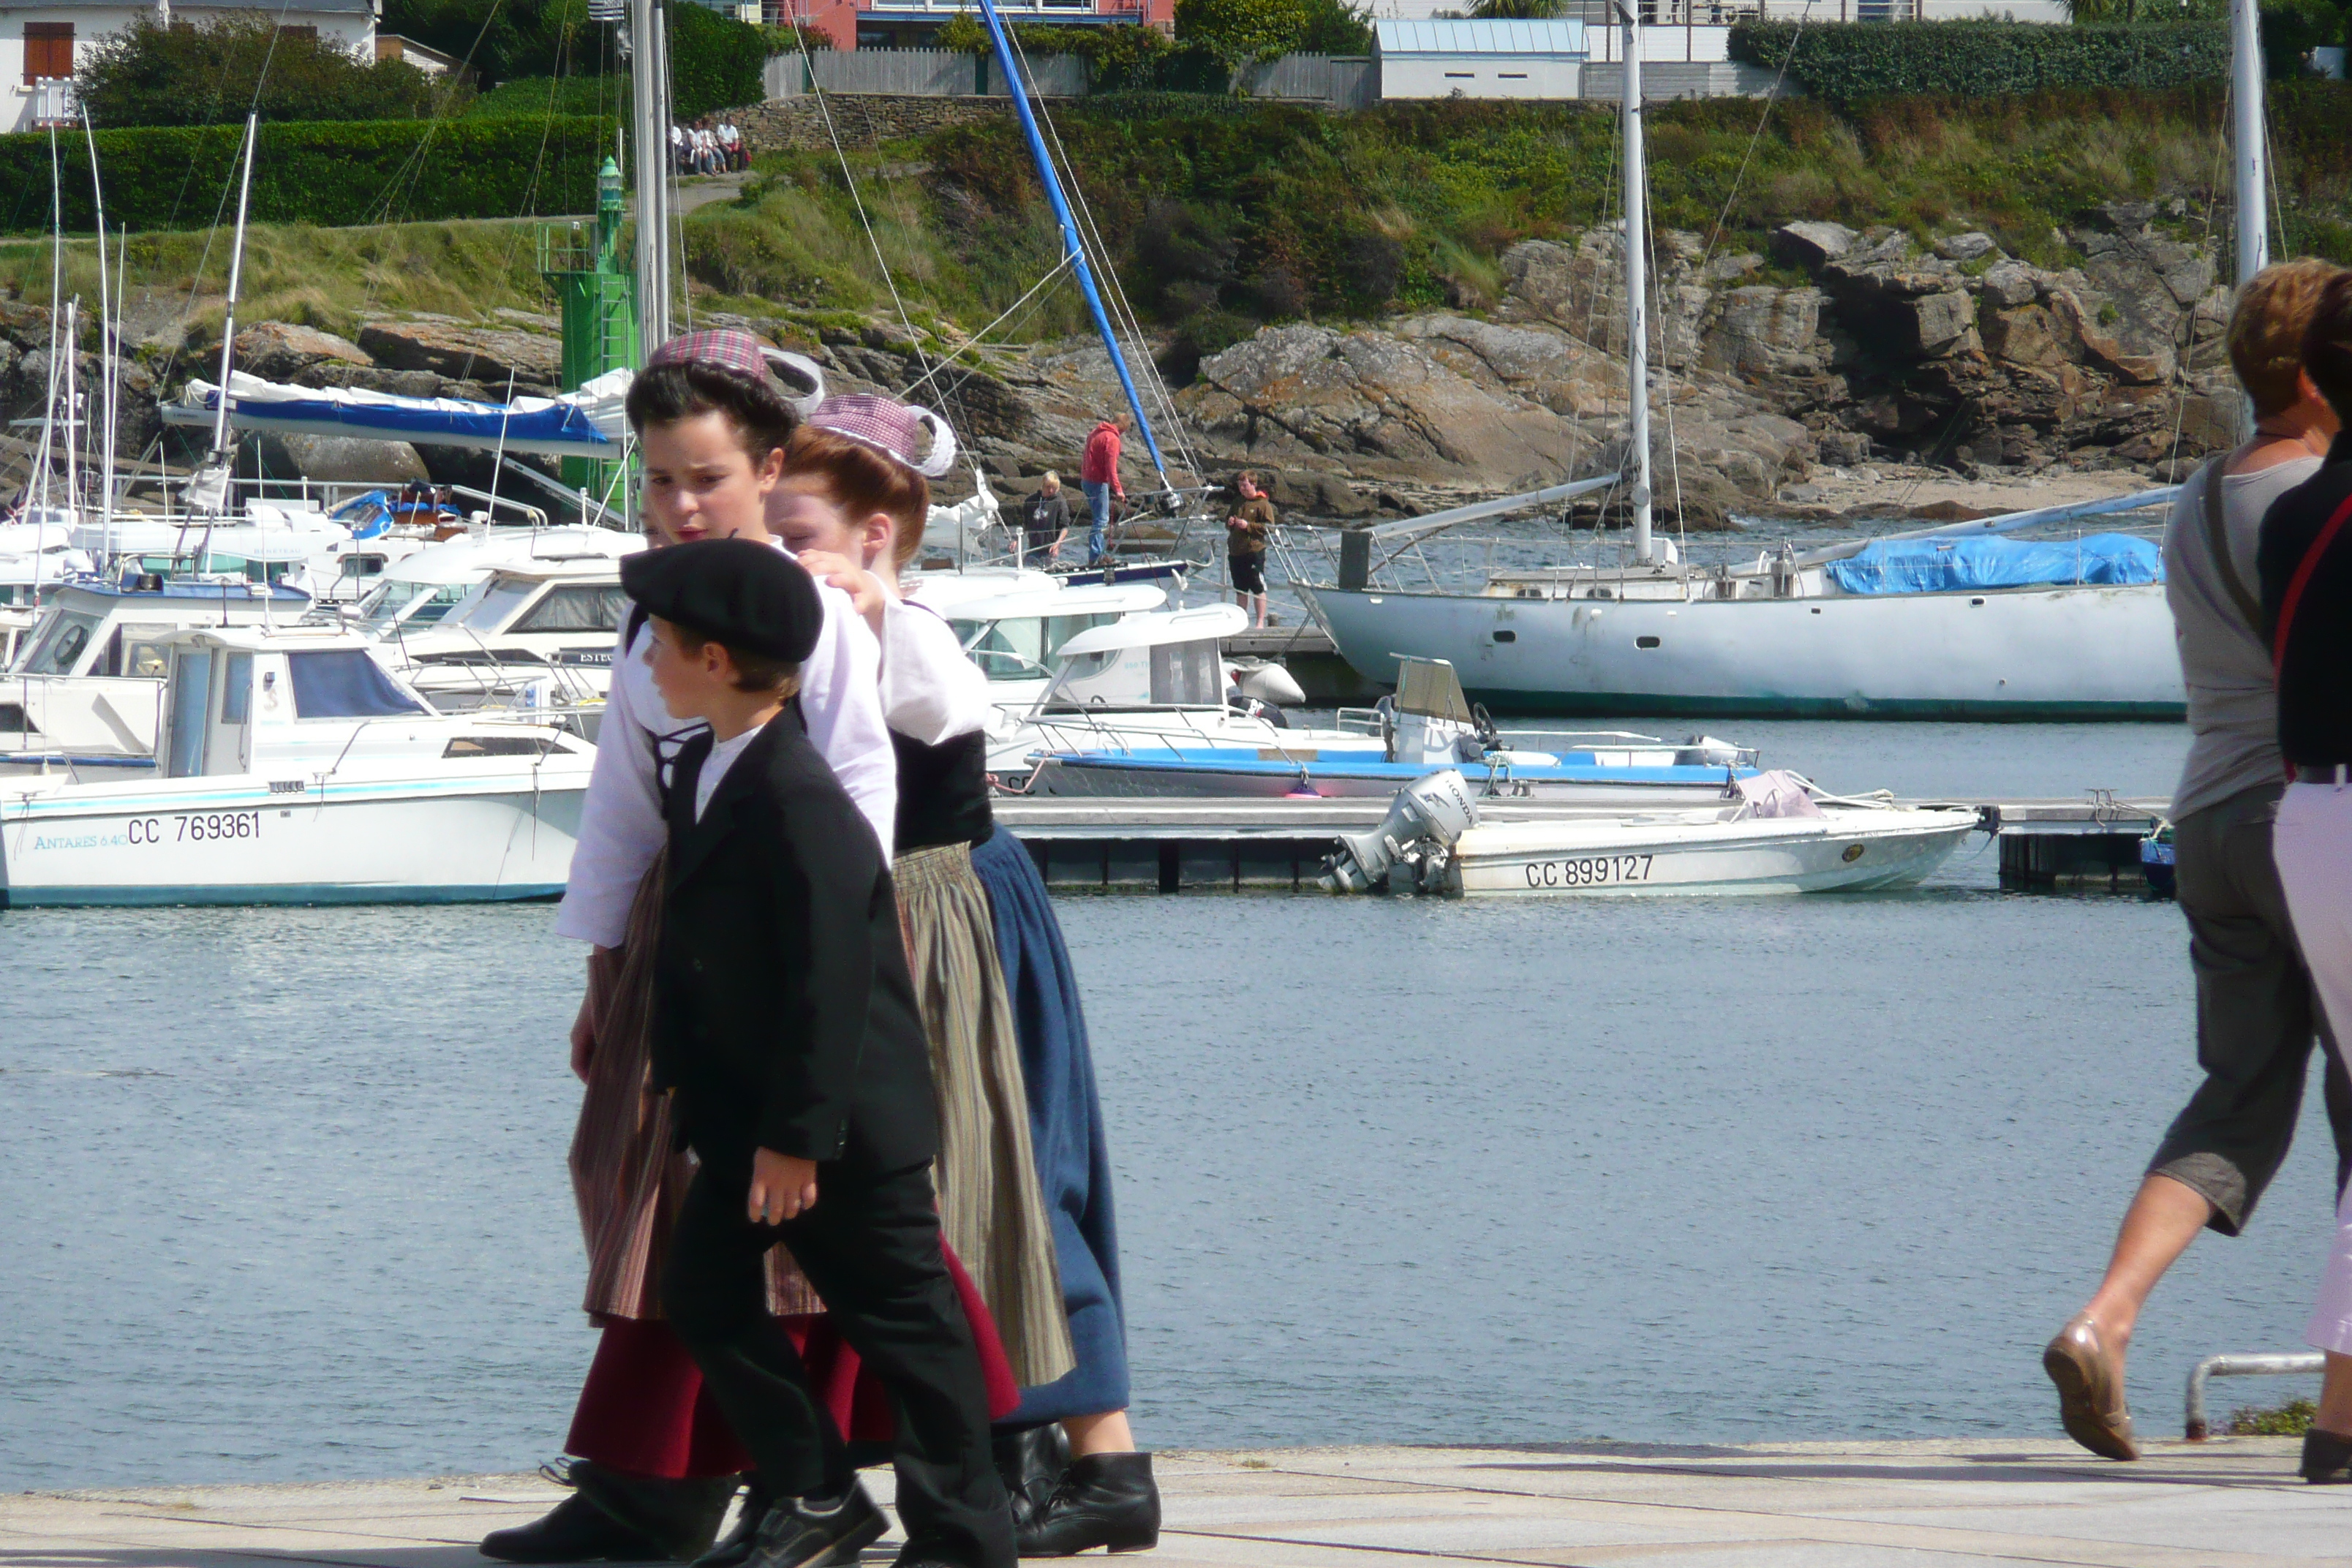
left=623, top=539, right=1014, bottom=1568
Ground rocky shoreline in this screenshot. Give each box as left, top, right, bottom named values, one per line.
left=0, top=196, right=2223, bottom=528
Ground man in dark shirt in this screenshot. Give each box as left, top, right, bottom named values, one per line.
left=1022, top=473, right=1071, bottom=567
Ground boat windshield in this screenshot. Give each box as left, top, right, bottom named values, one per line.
left=288, top=649, right=427, bottom=717
left=952, top=611, right=1120, bottom=681
left=362, top=581, right=474, bottom=636
left=446, top=578, right=539, bottom=632
left=18, top=608, right=102, bottom=675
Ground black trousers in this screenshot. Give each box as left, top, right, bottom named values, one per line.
left=662, top=1131, right=1014, bottom=1568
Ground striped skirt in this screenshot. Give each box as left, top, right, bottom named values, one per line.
left=568, top=851, right=819, bottom=1322
left=896, top=840, right=1077, bottom=1390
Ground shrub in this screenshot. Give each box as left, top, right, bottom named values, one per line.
left=76, top=13, right=456, bottom=127
left=1176, top=0, right=1313, bottom=69
left=1729, top=18, right=2229, bottom=100
left=382, top=0, right=596, bottom=86
left=0, top=116, right=614, bottom=233
left=466, top=74, right=626, bottom=118
left=665, top=1, right=766, bottom=118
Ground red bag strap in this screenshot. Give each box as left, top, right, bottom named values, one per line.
left=2273, top=489, right=2352, bottom=672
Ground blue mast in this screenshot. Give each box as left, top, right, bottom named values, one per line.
left=973, top=0, right=1172, bottom=486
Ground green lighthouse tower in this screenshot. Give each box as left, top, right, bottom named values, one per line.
left=538, top=156, right=638, bottom=514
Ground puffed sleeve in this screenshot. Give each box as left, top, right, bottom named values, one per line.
left=878, top=596, right=992, bottom=747
left=555, top=619, right=665, bottom=947
left=797, top=578, right=899, bottom=861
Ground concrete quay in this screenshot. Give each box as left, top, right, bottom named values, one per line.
left=8, top=1436, right=2348, bottom=1567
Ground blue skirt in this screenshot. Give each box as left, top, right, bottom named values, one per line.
left=969, top=825, right=1131, bottom=1424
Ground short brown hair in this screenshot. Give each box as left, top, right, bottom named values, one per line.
left=666, top=621, right=802, bottom=696
left=2234, top=259, right=2348, bottom=416
left=782, top=424, right=930, bottom=571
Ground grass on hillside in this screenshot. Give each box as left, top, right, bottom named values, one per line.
left=11, top=85, right=2352, bottom=368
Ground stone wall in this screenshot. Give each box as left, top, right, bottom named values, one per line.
left=734, top=94, right=1010, bottom=154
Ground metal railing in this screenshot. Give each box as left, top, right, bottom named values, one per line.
left=2183, top=1352, right=2323, bottom=1441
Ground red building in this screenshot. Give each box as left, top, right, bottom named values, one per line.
left=772, top=0, right=1174, bottom=50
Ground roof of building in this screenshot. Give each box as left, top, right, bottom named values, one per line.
left=1373, top=18, right=1586, bottom=55
left=9, top=0, right=376, bottom=15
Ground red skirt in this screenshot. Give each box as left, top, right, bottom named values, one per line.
left=566, top=1243, right=1020, bottom=1479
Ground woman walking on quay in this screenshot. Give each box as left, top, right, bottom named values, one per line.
left=2043, top=260, right=2352, bottom=1463
left=775, top=395, right=1161, bottom=1557
left=2258, top=272, right=2352, bottom=1484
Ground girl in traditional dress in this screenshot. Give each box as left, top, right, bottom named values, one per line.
left=779, top=395, right=1161, bottom=1557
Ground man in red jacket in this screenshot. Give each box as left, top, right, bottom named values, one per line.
left=1080, top=414, right=1126, bottom=567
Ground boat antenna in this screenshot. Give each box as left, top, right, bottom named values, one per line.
left=189, top=110, right=258, bottom=573
left=971, top=0, right=1172, bottom=490
left=1616, top=0, right=1652, bottom=567
left=79, top=99, right=116, bottom=564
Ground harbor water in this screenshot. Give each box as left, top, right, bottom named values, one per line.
left=5, top=717, right=2341, bottom=1491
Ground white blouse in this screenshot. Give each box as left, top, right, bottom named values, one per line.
left=554, top=573, right=897, bottom=949
left=878, top=594, right=992, bottom=745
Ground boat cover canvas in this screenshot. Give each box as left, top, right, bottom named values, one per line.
left=168, top=369, right=631, bottom=458
left=1823, top=533, right=2163, bottom=595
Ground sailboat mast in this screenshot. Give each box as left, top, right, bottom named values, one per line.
left=208, top=112, right=259, bottom=465
left=630, top=0, right=672, bottom=354
left=2231, top=0, right=2267, bottom=286
left=973, top=0, right=1172, bottom=487
left=80, top=105, right=116, bottom=551
left=1620, top=0, right=1652, bottom=566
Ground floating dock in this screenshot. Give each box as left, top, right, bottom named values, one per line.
left=995, top=794, right=2169, bottom=893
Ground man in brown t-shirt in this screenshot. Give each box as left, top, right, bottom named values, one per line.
left=1226, top=472, right=1274, bottom=627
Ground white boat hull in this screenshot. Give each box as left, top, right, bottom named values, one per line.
left=0, top=769, right=584, bottom=906
left=1028, top=755, right=1738, bottom=805
left=1442, top=807, right=1979, bottom=896
left=1304, top=582, right=2184, bottom=720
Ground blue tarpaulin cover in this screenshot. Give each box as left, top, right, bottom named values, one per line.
left=1823, top=533, right=2163, bottom=595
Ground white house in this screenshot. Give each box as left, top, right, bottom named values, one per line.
left=1374, top=18, right=1586, bottom=99
left=0, top=0, right=378, bottom=131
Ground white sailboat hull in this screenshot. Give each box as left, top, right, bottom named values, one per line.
left=1443, top=807, right=1979, bottom=896
left=0, top=766, right=584, bottom=906
left=1304, top=582, right=2184, bottom=720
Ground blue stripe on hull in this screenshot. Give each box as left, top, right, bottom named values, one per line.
left=0, top=883, right=565, bottom=909
left=1462, top=689, right=2187, bottom=722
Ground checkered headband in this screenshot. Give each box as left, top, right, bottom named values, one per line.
left=806, top=393, right=958, bottom=480
left=646, top=328, right=825, bottom=415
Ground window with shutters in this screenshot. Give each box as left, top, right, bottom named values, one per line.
left=23, top=23, right=73, bottom=83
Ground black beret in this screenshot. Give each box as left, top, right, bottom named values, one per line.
left=622, top=538, right=822, bottom=664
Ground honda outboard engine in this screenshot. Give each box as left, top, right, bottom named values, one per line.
left=1322, top=769, right=1481, bottom=894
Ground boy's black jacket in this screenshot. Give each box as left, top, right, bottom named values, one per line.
left=652, top=706, right=938, bottom=1168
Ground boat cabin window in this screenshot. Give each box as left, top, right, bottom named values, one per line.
left=512, top=583, right=629, bottom=633
left=287, top=649, right=426, bottom=718
left=363, top=581, right=472, bottom=636
left=1150, top=640, right=1221, bottom=706
left=20, top=608, right=100, bottom=675
left=340, top=554, right=388, bottom=579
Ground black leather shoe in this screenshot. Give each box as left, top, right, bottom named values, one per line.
left=1017, top=1452, right=1159, bottom=1557
left=569, top=1461, right=740, bottom=1562
left=2304, top=1428, right=2352, bottom=1482
left=480, top=1491, right=669, bottom=1563
left=991, top=1424, right=1070, bottom=1533
left=742, top=1483, right=888, bottom=1568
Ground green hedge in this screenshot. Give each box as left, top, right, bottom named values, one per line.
left=1729, top=19, right=2229, bottom=100
left=0, top=116, right=617, bottom=234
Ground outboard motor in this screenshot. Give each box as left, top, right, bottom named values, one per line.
left=1322, top=769, right=1480, bottom=894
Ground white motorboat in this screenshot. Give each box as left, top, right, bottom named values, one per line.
left=2, top=578, right=314, bottom=774
left=0, top=622, right=591, bottom=906
left=1324, top=768, right=1976, bottom=897
left=347, top=525, right=641, bottom=643
left=379, top=543, right=644, bottom=720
